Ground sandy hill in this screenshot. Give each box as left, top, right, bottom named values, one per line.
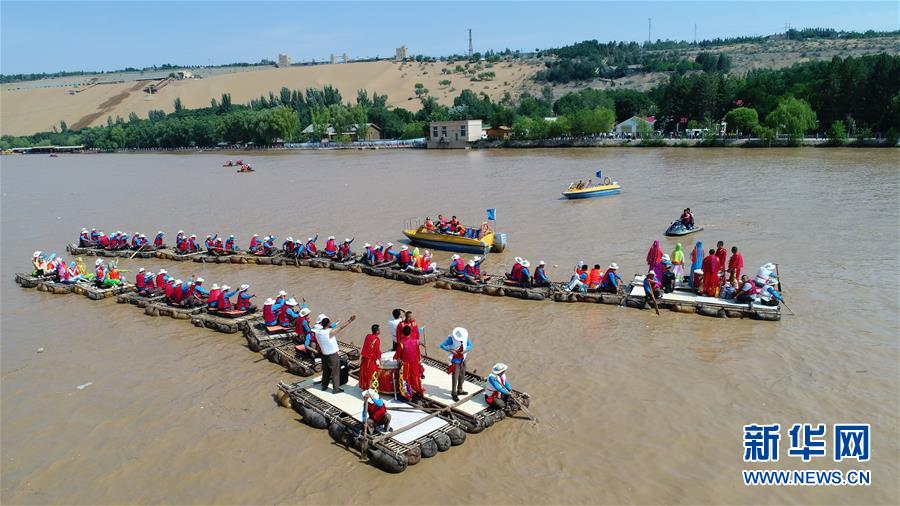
left=2, top=36, right=896, bottom=137
left=0, top=60, right=545, bottom=136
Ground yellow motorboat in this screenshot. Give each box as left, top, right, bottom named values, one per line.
left=403, top=226, right=506, bottom=254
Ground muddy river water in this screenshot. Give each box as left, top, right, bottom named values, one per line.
left=1, top=148, right=898, bottom=504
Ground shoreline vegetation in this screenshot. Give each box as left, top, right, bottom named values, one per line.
left=2, top=49, right=898, bottom=152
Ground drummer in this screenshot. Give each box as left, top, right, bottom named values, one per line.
left=358, top=324, right=382, bottom=390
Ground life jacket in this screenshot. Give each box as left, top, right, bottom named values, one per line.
left=171, top=285, right=184, bottom=303
left=464, top=264, right=476, bottom=277
left=534, top=266, right=547, bottom=281
left=741, top=280, right=759, bottom=296
left=425, top=220, right=434, bottom=231
left=91, top=231, right=99, bottom=241
left=484, top=373, right=508, bottom=400
left=367, top=399, right=387, bottom=422
left=294, top=315, right=311, bottom=340
left=57, top=262, right=67, bottom=280
left=755, top=266, right=774, bottom=286
left=144, top=274, right=155, bottom=289
left=601, top=269, right=617, bottom=287
left=225, top=238, right=235, bottom=251
left=216, top=290, right=230, bottom=309
left=283, top=240, right=294, bottom=253
left=214, top=238, right=223, bottom=252
left=263, top=303, right=275, bottom=324
left=374, top=248, right=385, bottom=263
left=587, top=268, right=602, bottom=286
left=154, top=234, right=164, bottom=247
left=207, top=288, right=221, bottom=306
left=135, top=273, right=146, bottom=289
left=339, top=243, right=350, bottom=257
left=80, top=231, right=89, bottom=242
left=249, top=237, right=259, bottom=250
left=177, top=239, right=189, bottom=252
left=100, top=235, right=110, bottom=248
left=306, top=241, right=317, bottom=254
left=95, top=265, right=106, bottom=280
left=156, top=273, right=167, bottom=287
left=398, top=250, right=412, bottom=266
left=236, top=291, right=252, bottom=310
left=190, top=238, right=199, bottom=252
left=205, top=238, right=214, bottom=251
left=510, top=262, right=523, bottom=280
left=164, top=280, right=174, bottom=299
left=324, top=239, right=336, bottom=254
left=450, top=258, right=464, bottom=273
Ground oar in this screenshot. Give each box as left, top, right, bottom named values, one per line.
left=129, top=243, right=146, bottom=259
left=780, top=300, right=796, bottom=316
left=647, top=278, right=660, bottom=315
left=775, top=263, right=784, bottom=293
left=512, top=393, right=538, bottom=423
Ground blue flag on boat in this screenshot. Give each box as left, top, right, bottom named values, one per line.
left=595, top=170, right=602, bottom=178
left=486, top=208, right=496, bottom=221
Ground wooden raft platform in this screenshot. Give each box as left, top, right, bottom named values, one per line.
left=54, top=247, right=784, bottom=322
left=625, top=274, right=781, bottom=321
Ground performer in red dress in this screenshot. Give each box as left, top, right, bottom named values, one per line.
left=358, top=324, right=382, bottom=390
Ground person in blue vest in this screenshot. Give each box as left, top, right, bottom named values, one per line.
left=224, top=235, right=238, bottom=253
left=485, top=363, right=513, bottom=411
left=440, top=327, right=472, bottom=401
left=361, top=389, right=391, bottom=433
left=153, top=231, right=166, bottom=249
left=192, top=277, right=208, bottom=299
left=282, top=237, right=295, bottom=256
left=235, top=284, right=257, bottom=312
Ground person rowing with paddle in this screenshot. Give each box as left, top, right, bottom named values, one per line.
left=336, top=238, right=354, bottom=262
left=361, top=389, right=391, bottom=433
left=643, top=270, right=662, bottom=310
left=224, top=235, right=238, bottom=253
left=485, top=363, right=514, bottom=412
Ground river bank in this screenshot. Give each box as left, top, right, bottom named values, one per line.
left=474, top=137, right=898, bottom=148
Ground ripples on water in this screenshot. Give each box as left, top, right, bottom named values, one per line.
left=1, top=148, right=897, bottom=504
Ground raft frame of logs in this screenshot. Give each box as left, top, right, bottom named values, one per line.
left=15, top=269, right=529, bottom=474
left=65, top=244, right=782, bottom=321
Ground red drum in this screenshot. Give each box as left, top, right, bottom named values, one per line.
left=377, top=352, right=399, bottom=395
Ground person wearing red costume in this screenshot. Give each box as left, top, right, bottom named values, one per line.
left=701, top=248, right=720, bottom=296
left=394, top=325, right=424, bottom=400
left=358, top=324, right=382, bottom=390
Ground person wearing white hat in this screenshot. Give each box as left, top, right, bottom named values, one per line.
left=448, top=254, right=464, bottom=277
left=485, top=363, right=514, bottom=411
left=302, top=234, right=319, bottom=258
left=191, top=277, right=209, bottom=300
left=336, top=238, right=354, bottom=262
left=315, top=313, right=357, bottom=394
left=397, top=245, right=412, bottom=269
left=599, top=263, right=622, bottom=293
left=259, top=297, right=278, bottom=325
left=234, top=284, right=256, bottom=313
left=755, top=262, right=778, bottom=287
left=440, top=327, right=472, bottom=401
left=361, top=388, right=391, bottom=433
left=153, top=231, right=166, bottom=249
left=282, top=237, right=295, bottom=256
left=642, top=271, right=662, bottom=306
left=506, top=256, right=525, bottom=284
left=276, top=298, right=300, bottom=326
left=533, top=260, right=551, bottom=287
left=79, top=228, right=91, bottom=246
left=323, top=236, right=338, bottom=258
left=207, top=283, right=223, bottom=309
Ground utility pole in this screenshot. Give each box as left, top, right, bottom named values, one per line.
left=694, top=23, right=697, bottom=44
left=468, top=28, right=473, bottom=58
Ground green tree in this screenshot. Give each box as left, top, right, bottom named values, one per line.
left=766, top=97, right=817, bottom=143
left=723, top=107, right=759, bottom=135
left=271, top=106, right=299, bottom=141
left=174, top=97, right=184, bottom=113
left=827, top=120, right=848, bottom=145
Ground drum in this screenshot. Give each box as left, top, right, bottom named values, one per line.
left=377, top=351, right=399, bottom=395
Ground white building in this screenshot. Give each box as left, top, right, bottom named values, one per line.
left=614, top=116, right=654, bottom=135
left=277, top=53, right=292, bottom=67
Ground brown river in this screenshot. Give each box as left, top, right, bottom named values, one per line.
left=1, top=148, right=898, bottom=505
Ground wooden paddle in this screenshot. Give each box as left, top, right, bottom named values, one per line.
left=647, top=277, right=661, bottom=315
left=512, top=393, right=538, bottom=423
left=129, top=243, right=146, bottom=259
left=775, top=263, right=784, bottom=292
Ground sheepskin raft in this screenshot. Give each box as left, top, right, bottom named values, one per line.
left=275, top=376, right=467, bottom=474
left=625, top=274, right=781, bottom=321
